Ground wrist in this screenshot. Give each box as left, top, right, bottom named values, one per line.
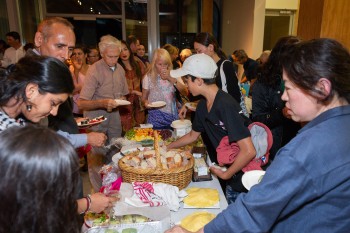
left=80, top=194, right=92, bottom=214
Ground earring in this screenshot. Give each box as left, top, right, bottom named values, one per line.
left=26, top=105, right=32, bottom=112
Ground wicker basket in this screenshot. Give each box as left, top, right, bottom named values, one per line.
left=118, top=131, right=194, bottom=190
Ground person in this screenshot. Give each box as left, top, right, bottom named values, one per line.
left=232, top=49, right=259, bottom=85
left=179, top=48, right=192, bottom=64
left=0, top=39, right=9, bottom=60
left=26, top=16, right=107, bottom=149
left=136, top=44, right=150, bottom=68
left=0, top=56, right=115, bottom=215
left=168, top=54, right=256, bottom=204
left=252, top=36, right=301, bottom=160
left=257, top=50, right=271, bottom=65
left=70, top=45, right=90, bottom=116
left=0, top=31, right=26, bottom=68
left=0, top=125, right=81, bottom=233
left=180, top=33, right=249, bottom=186
left=118, top=40, right=146, bottom=132
left=78, top=35, right=129, bottom=191
left=193, top=32, right=248, bottom=117
left=142, top=48, right=186, bottom=129
left=87, top=47, right=101, bottom=65
left=79, top=35, right=129, bottom=141
left=162, top=43, right=182, bottom=69
left=126, top=34, right=140, bottom=55
left=166, top=38, right=350, bottom=233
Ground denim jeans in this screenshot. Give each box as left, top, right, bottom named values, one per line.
left=225, top=185, right=241, bottom=204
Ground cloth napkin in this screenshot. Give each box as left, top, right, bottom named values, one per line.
left=125, top=182, right=187, bottom=211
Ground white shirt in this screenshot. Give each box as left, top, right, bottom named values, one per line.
left=1, top=46, right=26, bottom=68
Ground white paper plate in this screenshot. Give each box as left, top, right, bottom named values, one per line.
left=115, top=99, right=131, bottom=105
left=242, top=170, right=266, bottom=190
left=185, top=102, right=198, bottom=111
left=140, top=123, right=153, bottom=128
left=148, top=101, right=166, bottom=108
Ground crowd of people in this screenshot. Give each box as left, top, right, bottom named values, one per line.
left=1, top=16, right=350, bottom=232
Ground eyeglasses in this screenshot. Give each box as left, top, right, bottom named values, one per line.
left=88, top=55, right=99, bottom=58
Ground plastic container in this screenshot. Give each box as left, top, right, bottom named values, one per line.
left=171, top=120, right=192, bottom=137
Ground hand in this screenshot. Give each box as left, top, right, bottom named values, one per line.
left=75, top=117, right=88, bottom=124
left=165, top=226, right=202, bottom=233
left=87, top=132, right=107, bottom=147
left=89, top=192, right=118, bottom=213
left=160, top=68, right=170, bottom=80
left=209, top=166, right=230, bottom=180
left=105, top=99, right=118, bottom=112
left=131, top=90, right=142, bottom=96
left=178, top=105, right=187, bottom=119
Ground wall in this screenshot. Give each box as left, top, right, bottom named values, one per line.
left=265, top=0, right=298, bottom=10
left=221, top=0, right=264, bottom=58
left=297, top=0, right=350, bottom=49
left=321, top=0, right=350, bottom=49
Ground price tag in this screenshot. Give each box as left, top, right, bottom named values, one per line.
left=198, top=166, right=208, bottom=176
left=193, top=153, right=202, bottom=158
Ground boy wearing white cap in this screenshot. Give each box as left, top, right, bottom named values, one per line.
left=168, top=53, right=256, bottom=204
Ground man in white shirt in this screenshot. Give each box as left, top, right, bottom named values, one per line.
left=0, top=31, right=26, bottom=68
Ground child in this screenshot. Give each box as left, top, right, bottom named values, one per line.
left=142, top=48, right=186, bottom=129
left=167, top=53, right=256, bottom=203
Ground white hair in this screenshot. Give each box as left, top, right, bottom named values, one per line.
left=98, top=35, right=121, bottom=54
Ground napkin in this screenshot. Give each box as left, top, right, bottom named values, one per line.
left=125, top=182, right=187, bottom=211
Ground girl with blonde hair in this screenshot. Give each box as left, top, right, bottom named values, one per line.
left=142, top=48, right=186, bottom=129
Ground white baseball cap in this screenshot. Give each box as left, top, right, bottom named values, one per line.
left=170, top=53, right=218, bottom=79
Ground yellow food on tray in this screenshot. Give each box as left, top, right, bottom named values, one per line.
left=125, top=128, right=162, bottom=142
left=181, top=211, right=216, bottom=232
left=184, top=188, right=219, bottom=207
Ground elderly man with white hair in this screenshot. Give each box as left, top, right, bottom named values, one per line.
left=79, top=35, right=129, bottom=141
left=78, top=35, right=129, bottom=191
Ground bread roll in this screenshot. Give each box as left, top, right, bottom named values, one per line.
left=174, top=153, right=183, bottom=166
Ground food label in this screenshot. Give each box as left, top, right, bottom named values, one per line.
left=198, top=167, right=208, bottom=176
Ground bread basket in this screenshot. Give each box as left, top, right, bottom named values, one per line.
left=118, top=131, right=194, bottom=190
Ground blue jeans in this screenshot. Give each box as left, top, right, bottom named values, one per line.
left=226, top=185, right=241, bottom=204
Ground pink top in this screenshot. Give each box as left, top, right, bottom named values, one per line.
left=142, top=74, right=176, bottom=115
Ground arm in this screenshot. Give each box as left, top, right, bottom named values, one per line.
left=167, top=130, right=201, bottom=149
left=56, top=130, right=107, bottom=148
left=78, top=98, right=119, bottom=112
left=178, top=105, right=188, bottom=119
left=210, top=137, right=256, bottom=180
left=142, top=88, right=150, bottom=108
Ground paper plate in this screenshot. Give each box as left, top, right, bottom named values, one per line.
left=77, top=116, right=107, bottom=127
left=148, top=101, right=166, bottom=108
left=242, top=170, right=266, bottom=190
left=115, top=99, right=131, bottom=105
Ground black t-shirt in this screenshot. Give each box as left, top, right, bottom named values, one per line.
left=192, top=90, right=250, bottom=149
left=243, top=58, right=258, bottom=81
